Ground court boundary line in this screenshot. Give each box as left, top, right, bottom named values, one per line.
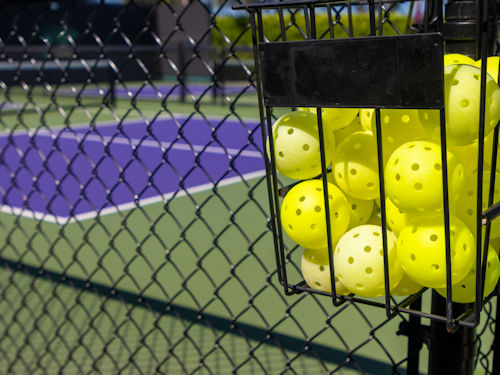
left=0, top=112, right=261, bottom=138
left=0, top=170, right=266, bottom=224
left=34, top=129, right=262, bottom=158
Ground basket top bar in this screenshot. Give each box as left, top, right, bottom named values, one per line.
left=232, top=0, right=412, bottom=11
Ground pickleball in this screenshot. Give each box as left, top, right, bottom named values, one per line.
left=369, top=109, right=428, bottom=161
left=269, top=110, right=335, bottom=180
left=474, top=56, right=500, bottom=83
left=333, top=131, right=380, bottom=200
left=301, top=247, right=350, bottom=295
left=397, top=214, right=475, bottom=289
left=453, top=170, right=500, bottom=239
left=385, top=140, right=464, bottom=212
left=301, top=107, right=360, bottom=131
left=281, top=179, right=350, bottom=249
left=444, top=53, right=476, bottom=67
left=435, top=245, right=500, bottom=303
left=418, top=64, right=500, bottom=146
left=334, top=224, right=403, bottom=297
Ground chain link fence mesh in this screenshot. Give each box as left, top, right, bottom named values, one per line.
left=0, top=0, right=496, bottom=374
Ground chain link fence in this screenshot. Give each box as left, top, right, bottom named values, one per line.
left=0, top=0, right=497, bottom=374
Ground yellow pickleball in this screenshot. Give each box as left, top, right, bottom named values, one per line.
left=301, top=107, right=360, bottom=131
left=385, top=140, right=465, bottom=212
left=333, top=114, right=363, bottom=144
left=453, top=170, right=500, bottom=239
left=281, top=179, right=350, bottom=249
left=435, top=245, right=500, bottom=303
left=334, top=224, right=403, bottom=297
left=397, top=214, right=475, bottom=289
left=301, top=247, right=350, bottom=295
left=418, top=64, right=500, bottom=146
left=391, top=272, right=424, bottom=296
left=371, top=109, right=429, bottom=161
left=269, top=110, right=335, bottom=180
left=444, top=53, right=476, bottom=67
left=333, top=131, right=380, bottom=200
left=474, top=56, right=500, bottom=83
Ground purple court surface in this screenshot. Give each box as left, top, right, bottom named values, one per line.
left=0, top=116, right=264, bottom=223
left=61, top=83, right=255, bottom=100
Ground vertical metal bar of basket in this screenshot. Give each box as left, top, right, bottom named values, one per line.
left=249, top=8, right=288, bottom=292
left=475, top=0, right=491, bottom=324
left=374, top=108, right=392, bottom=317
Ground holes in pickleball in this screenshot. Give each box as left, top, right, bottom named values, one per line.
left=300, top=196, right=306, bottom=202
left=434, top=163, right=442, bottom=171
left=474, top=74, right=480, bottom=80
left=395, top=174, right=401, bottom=181
left=364, top=246, right=371, bottom=253
left=289, top=224, right=293, bottom=230
left=394, top=158, right=399, bottom=166
left=408, top=144, right=416, bottom=149
left=335, top=276, right=340, bottom=283
left=401, top=115, right=410, bottom=123
left=431, top=264, right=440, bottom=270
left=467, top=190, right=474, bottom=196
left=303, top=144, right=310, bottom=151
left=314, top=206, right=321, bottom=213
left=278, top=151, right=284, bottom=157
left=430, top=234, right=438, bottom=242
left=410, top=254, right=416, bottom=261
left=412, top=226, right=418, bottom=233
left=319, top=265, right=325, bottom=271
left=373, top=231, right=380, bottom=236
left=414, top=183, right=423, bottom=190
left=296, top=209, right=302, bottom=215
left=424, top=146, right=432, bottom=151
left=350, top=169, right=357, bottom=175
left=450, top=78, right=459, bottom=86
left=316, top=188, right=321, bottom=191
left=365, top=267, right=373, bottom=275
left=287, top=128, right=294, bottom=134
left=467, top=209, right=473, bottom=216
left=383, top=115, right=390, bottom=124
left=352, top=204, right=357, bottom=210
left=311, top=224, right=317, bottom=230
left=412, top=163, right=420, bottom=171
left=338, top=173, right=342, bottom=179
left=367, top=182, right=374, bottom=188
left=460, top=99, right=469, bottom=108
left=328, top=194, right=333, bottom=200
left=463, top=243, right=468, bottom=251
left=353, top=233, right=359, bottom=238
left=334, top=211, right=339, bottom=218
left=315, top=282, right=321, bottom=287
left=348, top=257, right=354, bottom=264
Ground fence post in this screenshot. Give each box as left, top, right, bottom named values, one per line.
left=427, top=1, right=499, bottom=374
left=428, top=292, right=477, bottom=375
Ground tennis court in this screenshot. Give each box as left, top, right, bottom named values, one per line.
left=0, top=91, right=417, bottom=373
left=0, top=1, right=498, bottom=374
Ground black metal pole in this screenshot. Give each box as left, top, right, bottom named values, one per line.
left=428, top=292, right=477, bottom=375
left=426, top=0, right=499, bottom=373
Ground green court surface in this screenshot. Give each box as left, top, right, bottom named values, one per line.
left=0, top=83, right=495, bottom=374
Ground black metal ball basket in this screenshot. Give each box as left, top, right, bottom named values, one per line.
left=234, top=0, right=500, bottom=371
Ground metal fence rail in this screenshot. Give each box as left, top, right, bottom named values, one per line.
left=0, top=0, right=496, bottom=374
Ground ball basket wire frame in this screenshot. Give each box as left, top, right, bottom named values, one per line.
left=235, top=0, right=500, bottom=332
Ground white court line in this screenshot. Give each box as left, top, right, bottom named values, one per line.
left=34, top=129, right=263, bottom=158
left=0, top=170, right=266, bottom=225
left=0, top=113, right=260, bottom=138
